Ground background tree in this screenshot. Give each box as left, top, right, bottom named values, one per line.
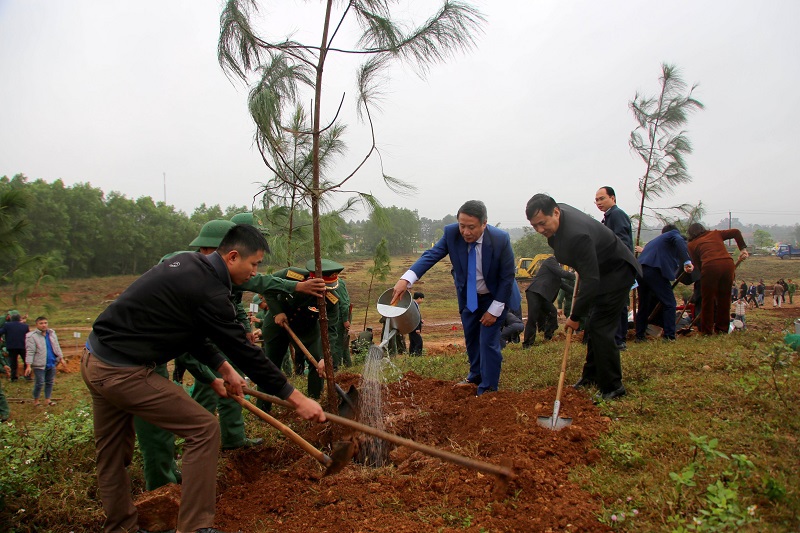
left=0, top=187, right=29, bottom=260
left=1, top=174, right=197, bottom=278
left=512, top=228, right=550, bottom=259
left=218, top=0, right=485, bottom=408
left=360, top=206, right=420, bottom=255
left=652, top=201, right=706, bottom=236
left=190, top=203, right=225, bottom=225
left=629, top=63, right=704, bottom=248
left=753, top=229, right=774, bottom=251
left=363, top=238, right=391, bottom=331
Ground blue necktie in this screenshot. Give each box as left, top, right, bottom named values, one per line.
left=467, top=243, right=478, bottom=312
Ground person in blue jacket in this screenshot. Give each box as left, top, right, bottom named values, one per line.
left=392, top=200, right=515, bottom=396
left=634, top=224, right=694, bottom=341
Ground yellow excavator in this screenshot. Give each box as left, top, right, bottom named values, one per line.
left=515, top=254, right=553, bottom=280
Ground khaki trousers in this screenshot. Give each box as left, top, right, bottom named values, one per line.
left=81, top=352, right=220, bottom=533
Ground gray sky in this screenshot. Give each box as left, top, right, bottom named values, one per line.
left=1, top=0, right=798, bottom=231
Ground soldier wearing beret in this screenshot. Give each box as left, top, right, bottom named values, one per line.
left=305, top=259, right=351, bottom=369
left=260, top=260, right=343, bottom=404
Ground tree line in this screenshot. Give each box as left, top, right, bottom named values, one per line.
left=0, top=174, right=465, bottom=283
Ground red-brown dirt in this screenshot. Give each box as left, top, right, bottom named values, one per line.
left=201, top=371, right=612, bottom=532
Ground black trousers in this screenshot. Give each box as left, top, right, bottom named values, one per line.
left=6, top=348, right=24, bottom=381
left=580, top=285, right=631, bottom=393
left=523, top=292, right=557, bottom=346
left=408, top=331, right=423, bottom=355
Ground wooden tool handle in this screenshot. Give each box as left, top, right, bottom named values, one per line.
left=554, top=272, right=580, bottom=404
left=281, top=322, right=319, bottom=367
left=231, top=394, right=329, bottom=466
left=243, top=387, right=514, bottom=479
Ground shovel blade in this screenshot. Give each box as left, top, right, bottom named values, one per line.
left=536, top=415, right=573, bottom=431
left=645, top=324, right=663, bottom=337
left=323, top=440, right=355, bottom=477
left=337, top=384, right=360, bottom=420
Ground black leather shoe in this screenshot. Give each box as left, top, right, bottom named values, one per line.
left=594, top=385, right=627, bottom=403
left=195, top=528, right=241, bottom=533
left=573, top=377, right=596, bottom=389
left=617, top=342, right=627, bottom=351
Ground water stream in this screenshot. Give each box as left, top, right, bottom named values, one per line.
left=358, top=344, right=390, bottom=466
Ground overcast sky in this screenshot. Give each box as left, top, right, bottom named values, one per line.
left=1, top=0, right=798, bottom=230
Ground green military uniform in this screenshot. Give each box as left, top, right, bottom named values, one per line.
left=330, top=277, right=352, bottom=368
left=303, top=259, right=350, bottom=369
left=261, top=261, right=342, bottom=402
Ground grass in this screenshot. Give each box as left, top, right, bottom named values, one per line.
left=1, top=256, right=799, bottom=531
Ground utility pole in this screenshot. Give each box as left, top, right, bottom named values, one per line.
left=163, top=172, right=167, bottom=204
left=728, top=211, right=732, bottom=244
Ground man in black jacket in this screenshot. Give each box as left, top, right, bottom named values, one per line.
left=82, top=225, right=325, bottom=533
left=522, top=256, right=575, bottom=347
left=595, top=186, right=634, bottom=350
left=526, top=194, right=641, bottom=401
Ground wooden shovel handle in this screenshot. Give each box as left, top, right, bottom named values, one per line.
left=230, top=394, right=330, bottom=466
left=281, top=322, right=319, bottom=368
left=243, top=387, right=514, bottom=479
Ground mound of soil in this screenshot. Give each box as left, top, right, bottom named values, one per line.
left=210, top=372, right=612, bottom=532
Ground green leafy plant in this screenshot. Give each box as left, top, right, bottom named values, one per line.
left=667, top=434, right=758, bottom=532
left=0, top=406, right=96, bottom=526
left=754, top=342, right=798, bottom=409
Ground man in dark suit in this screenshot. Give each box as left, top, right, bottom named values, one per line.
left=525, top=194, right=641, bottom=400
left=635, top=225, right=694, bottom=341
left=522, top=256, right=575, bottom=347
left=595, top=186, right=634, bottom=350
left=392, top=200, right=515, bottom=395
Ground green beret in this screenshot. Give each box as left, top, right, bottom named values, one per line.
left=252, top=294, right=262, bottom=305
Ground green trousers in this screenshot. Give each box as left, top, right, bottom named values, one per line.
left=261, top=328, right=323, bottom=407
left=332, top=323, right=352, bottom=367
left=133, top=364, right=180, bottom=490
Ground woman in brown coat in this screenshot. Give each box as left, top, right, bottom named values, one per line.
left=686, top=223, right=749, bottom=334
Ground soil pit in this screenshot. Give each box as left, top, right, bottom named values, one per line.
left=206, top=371, right=612, bottom=532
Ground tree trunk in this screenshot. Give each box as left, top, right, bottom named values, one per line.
left=311, top=0, right=338, bottom=415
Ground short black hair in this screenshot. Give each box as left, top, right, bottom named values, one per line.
left=10, top=313, right=21, bottom=322
left=599, top=186, right=616, bottom=199
left=686, top=223, right=707, bottom=241
left=413, top=292, right=425, bottom=300
left=457, top=200, right=487, bottom=224
left=662, top=224, right=678, bottom=233
left=525, top=194, right=558, bottom=220
left=35, top=316, right=47, bottom=323
left=218, top=224, right=270, bottom=257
